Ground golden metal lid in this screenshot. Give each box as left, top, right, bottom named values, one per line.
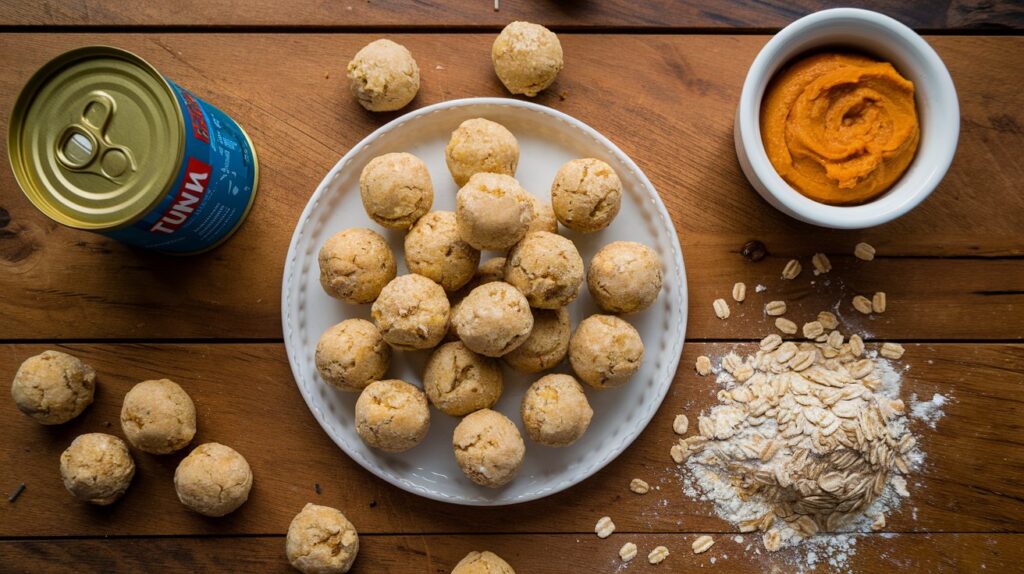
left=8, top=46, right=184, bottom=230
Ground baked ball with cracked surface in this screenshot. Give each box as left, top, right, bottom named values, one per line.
left=521, top=374, right=593, bottom=447
left=359, top=152, right=433, bottom=230
left=318, top=228, right=396, bottom=304
left=588, top=241, right=663, bottom=314
left=445, top=118, right=519, bottom=187
left=452, top=409, right=525, bottom=488
left=504, top=231, right=583, bottom=309
left=11, top=350, right=95, bottom=425
left=526, top=195, right=558, bottom=235
left=452, top=550, right=516, bottom=574
left=503, top=307, right=570, bottom=373
left=346, top=39, right=420, bottom=112
left=550, top=158, right=622, bottom=233
left=355, top=379, right=430, bottom=452
left=286, top=503, right=359, bottom=574
left=60, top=433, right=134, bottom=505
left=569, top=314, right=644, bottom=389
left=492, top=21, right=563, bottom=97
left=405, top=211, right=480, bottom=293
left=174, top=442, right=253, bottom=517
left=371, top=274, right=450, bottom=350
left=452, top=282, right=534, bottom=357
left=423, top=341, right=503, bottom=416
left=456, top=173, right=534, bottom=251
left=120, top=379, right=196, bottom=454
left=315, top=319, right=391, bottom=392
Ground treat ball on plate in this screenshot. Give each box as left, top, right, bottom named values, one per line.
left=174, top=442, right=253, bottom=517
left=588, top=241, right=664, bottom=314
left=60, top=433, right=135, bottom=505
left=315, top=319, right=391, bottom=392
left=551, top=158, right=623, bottom=233
left=371, top=274, right=450, bottom=350
left=452, top=550, right=516, bottom=574
left=423, top=342, right=503, bottom=416
left=346, top=39, right=420, bottom=112
left=503, top=307, right=570, bottom=374
left=318, top=228, right=396, bottom=304
left=404, top=211, right=480, bottom=293
left=526, top=194, right=558, bottom=235
left=120, top=379, right=197, bottom=454
left=11, top=350, right=95, bottom=425
left=452, top=408, right=525, bottom=488
left=491, top=21, right=564, bottom=97
left=445, top=118, right=519, bottom=187
left=452, top=281, right=534, bottom=357
left=359, top=152, right=433, bottom=230
left=504, top=231, right=584, bottom=309
left=354, top=379, right=431, bottom=452
left=286, top=503, right=360, bottom=574
left=456, top=172, right=534, bottom=251
left=569, top=314, right=644, bottom=389
left=521, top=373, right=593, bottom=447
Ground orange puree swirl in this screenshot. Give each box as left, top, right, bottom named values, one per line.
left=760, top=52, right=920, bottom=205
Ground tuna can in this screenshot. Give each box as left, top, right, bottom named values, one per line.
left=7, top=46, right=258, bottom=254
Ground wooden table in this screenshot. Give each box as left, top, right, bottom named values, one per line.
left=1, top=2, right=1022, bottom=572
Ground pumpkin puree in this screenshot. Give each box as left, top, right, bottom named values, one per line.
left=760, top=52, right=920, bottom=205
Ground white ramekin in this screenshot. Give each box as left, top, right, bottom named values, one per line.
left=734, top=8, right=960, bottom=229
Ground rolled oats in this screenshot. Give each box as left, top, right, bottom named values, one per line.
left=852, top=295, right=873, bottom=314
left=826, top=330, right=844, bottom=349
left=695, top=355, right=712, bottom=376
left=595, top=516, right=615, bottom=538
left=817, top=311, right=838, bottom=330
left=648, top=546, right=670, bottom=565
left=670, top=443, right=687, bottom=464
left=775, top=318, right=798, bottom=335
left=713, top=298, right=731, bottom=319
left=765, top=300, right=787, bottom=316
left=619, top=542, right=638, bottom=562
left=760, top=333, right=783, bottom=351
left=849, top=334, right=865, bottom=357
left=811, top=253, right=832, bottom=275
left=763, top=529, right=782, bottom=552
left=872, top=292, right=887, bottom=313
left=630, top=478, right=650, bottom=495
left=870, top=513, right=886, bottom=531
left=673, top=414, right=689, bottom=435
left=880, top=342, right=905, bottom=359
left=691, top=535, right=715, bottom=554
left=782, top=259, right=802, bottom=280
left=854, top=242, right=876, bottom=261
left=802, top=321, right=824, bottom=339
left=732, top=282, right=747, bottom=302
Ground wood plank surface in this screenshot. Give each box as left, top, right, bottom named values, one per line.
left=0, top=34, right=1021, bottom=341
left=3, top=342, right=1021, bottom=538
left=1, top=533, right=1018, bottom=573
left=0, top=0, right=1021, bottom=30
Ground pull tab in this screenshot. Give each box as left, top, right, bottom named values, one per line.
left=54, top=91, right=136, bottom=182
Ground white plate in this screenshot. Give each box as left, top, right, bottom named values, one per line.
left=282, top=98, right=687, bottom=506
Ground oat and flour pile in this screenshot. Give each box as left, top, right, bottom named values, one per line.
left=678, top=245, right=930, bottom=561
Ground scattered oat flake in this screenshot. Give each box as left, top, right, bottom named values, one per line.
left=629, top=478, right=650, bottom=495
left=818, top=311, right=838, bottom=330
left=812, top=253, right=832, bottom=275
left=732, top=282, right=747, bottom=302
left=595, top=516, right=615, bottom=538
left=692, top=535, right=715, bottom=554
left=775, top=317, right=797, bottom=334
left=619, top=542, right=638, bottom=562
left=782, top=259, right=802, bottom=280
left=853, top=295, right=873, bottom=314
left=873, top=291, right=887, bottom=313
left=648, top=545, right=670, bottom=564
left=802, top=321, right=824, bottom=339
left=854, top=242, right=876, bottom=261
left=673, top=414, right=689, bottom=435
left=880, top=342, right=905, bottom=359
left=695, top=355, right=712, bottom=376
left=670, top=443, right=687, bottom=464
left=765, top=300, right=787, bottom=316
left=713, top=298, right=731, bottom=319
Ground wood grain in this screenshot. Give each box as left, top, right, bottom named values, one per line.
left=0, top=34, right=1021, bottom=341
left=1, top=532, right=1019, bottom=573
left=0, top=0, right=1021, bottom=30
left=2, top=342, right=1021, bottom=537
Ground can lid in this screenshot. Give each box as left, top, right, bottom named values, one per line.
left=8, top=46, right=184, bottom=230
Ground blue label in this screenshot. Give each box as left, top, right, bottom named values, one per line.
left=104, top=79, right=257, bottom=253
